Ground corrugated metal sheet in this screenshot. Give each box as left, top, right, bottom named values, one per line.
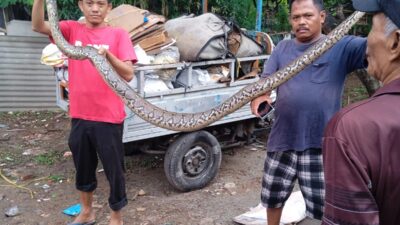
left=0, top=35, right=57, bottom=111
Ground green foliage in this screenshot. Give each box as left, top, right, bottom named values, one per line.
left=343, top=85, right=368, bottom=106
left=3, top=0, right=372, bottom=34
left=266, top=1, right=290, bottom=33
left=324, top=0, right=348, bottom=15
left=324, top=0, right=371, bottom=36
left=48, top=174, right=64, bottom=182
left=210, top=0, right=257, bottom=30
left=0, top=0, right=33, bottom=8
left=34, top=151, right=61, bottom=166
left=146, top=0, right=203, bottom=19
left=57, top=0, right=82, bottom=20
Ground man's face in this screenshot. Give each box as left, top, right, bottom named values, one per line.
left=78, top=0, right=111, bottom=28
left=290, top=0, right=326, bottom=43
left=366, top=13, right=390, bottom=80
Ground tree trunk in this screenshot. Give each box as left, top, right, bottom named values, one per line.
left=161, top=0, right=169, bottom=17
left=140, top=0, right=148, bottom=9
left=336, top=4, right=345, bottom=21
left=353, top=69, right=381, bottom=96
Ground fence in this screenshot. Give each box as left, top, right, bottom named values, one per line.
left=0, top=35, right=57, bottom=112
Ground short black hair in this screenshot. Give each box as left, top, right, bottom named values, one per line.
left=289, top=0, right=325, bottom=12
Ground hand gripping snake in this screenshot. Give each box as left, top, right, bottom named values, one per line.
left=45, top=0, right=365, bottom=132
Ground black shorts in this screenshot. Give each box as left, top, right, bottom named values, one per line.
left=68, top=118, right=127, bottom=211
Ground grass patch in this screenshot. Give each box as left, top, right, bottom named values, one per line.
left=34, top=151, right=61, bottom=166
left=0, top=150, right=24, bottom=165
left=1, top=154, right=15, bottom=162
left=49, top=174, right=64, bottom=182
left=343, top=86, right=369, bottom=106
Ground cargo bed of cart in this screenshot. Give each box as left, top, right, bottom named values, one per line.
left=55, top=54, right=273, bottom=191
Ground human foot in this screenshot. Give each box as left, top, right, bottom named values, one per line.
left=70, top=210, right=95, bottom=225
left=109, top=210, right=123, bottom=225
left=67, top=221, right=95, bottom=225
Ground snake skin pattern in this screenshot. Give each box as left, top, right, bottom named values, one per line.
left=46, top=0, right=365, bottom=132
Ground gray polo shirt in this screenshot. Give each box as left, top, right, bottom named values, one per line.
left=262, top=35, right=367, bottom=152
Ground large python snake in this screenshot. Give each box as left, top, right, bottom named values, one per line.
left=46, top=0, right=365, bottom=132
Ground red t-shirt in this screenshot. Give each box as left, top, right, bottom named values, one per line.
left=56, top=20, right=137, bottom=124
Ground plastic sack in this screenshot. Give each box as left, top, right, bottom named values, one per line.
left=233, top=191, right=306, bottom=225
left=41, top=43, right=67, bottom=67
left=134, top=44, right=153, bottom=65
left=63, top=203, right=81, bottom=216
left=176, top=69, right=217, bottom=87
left=152, top=46, right=180, bottom=81
left=143, top=78, right=170, bottom=93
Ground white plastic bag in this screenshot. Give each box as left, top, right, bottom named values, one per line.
left=40, top=43, right=67, bottom=67
left=233, top=191, right=306, bottom=225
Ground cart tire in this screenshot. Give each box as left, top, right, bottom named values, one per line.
left=164, top=131, right=222, bottom=191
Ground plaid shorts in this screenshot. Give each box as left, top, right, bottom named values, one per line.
left=261, top=148, right=325, bottom=219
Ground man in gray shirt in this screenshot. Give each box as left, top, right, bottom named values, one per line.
left=250, top=0, right=366, bottom=224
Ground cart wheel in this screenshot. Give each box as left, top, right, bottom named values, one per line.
left=164, top=130, right=222, bottom=191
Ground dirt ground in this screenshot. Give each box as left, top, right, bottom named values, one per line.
left=0, top=75, right=368, bottom=225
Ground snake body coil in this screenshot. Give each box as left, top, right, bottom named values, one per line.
left=46, top=0, right=365, bottom=132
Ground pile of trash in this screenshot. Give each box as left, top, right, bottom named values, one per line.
left=106, top=4, right=173, bottom=55
left=42, top=4, right=273, bottom=95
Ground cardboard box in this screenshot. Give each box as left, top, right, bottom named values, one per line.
left=137, top=30, right=167, bottom=50
left=145, top=37, right=174, bottom=52
left=129, top=18, right=164, bottom=39
left=106, top=4, right=147, bottom=33
left=134, top=28, right=164, bottom=43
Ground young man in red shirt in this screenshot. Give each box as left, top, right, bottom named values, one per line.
left=32, top=0, right=137, bottom=224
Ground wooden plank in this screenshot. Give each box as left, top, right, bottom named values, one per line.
left=137, top=30, right=167, bottom=50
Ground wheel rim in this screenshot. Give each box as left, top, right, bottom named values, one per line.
left=182, top=146, right=208, bottom=176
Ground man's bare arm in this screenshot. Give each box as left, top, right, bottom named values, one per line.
left=32, top=0, right=52, bottom=35
left=98, top=48, right=134, bottom=82
left=250, top=92, right=272, bottom=117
